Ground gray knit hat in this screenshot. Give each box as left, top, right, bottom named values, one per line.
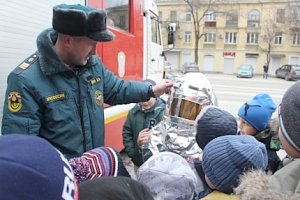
left=195, top=106, right=238, bottom=150
left=202, top=135, right=268, bottom=194
left=280, top=81, right=300, bottom=153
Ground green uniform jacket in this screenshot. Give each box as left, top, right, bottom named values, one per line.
left=122, top=98, right=165, bottom=166
left=1, top=29, right=153, bottom=159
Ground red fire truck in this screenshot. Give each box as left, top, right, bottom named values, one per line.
left=87, top=0, right=165, bottom=150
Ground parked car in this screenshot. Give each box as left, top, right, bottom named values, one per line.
left=275, top=64, right=300, bottom=81
left=182, top=62, right=199, bottom=74
left=236, top=64, right=254, bottom=78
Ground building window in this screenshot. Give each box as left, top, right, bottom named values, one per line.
left=185, top=31, right=192, bottom=43
left=151, top=14, right=162, bottom=45
left=204, top=10, right=216, bottom=27
left=204, top=33, right=216, bottom=43
left=186, top=12, right=192, bottom=22
left=205, top=10, right=216, bottom=21
left=293, top=32, right=300, bottom=45
left=106, top=0, right=130, bottom=31
left=275, top=32, right=282, bottom=44
left=248, top=10, right=260, bottom=28
left=276, top=9, right=285, bottom=23
left=225, top=32, right=237, bottom=44
left=292, top=6, right=300, bottom=19
left=226, top=10, right=238, bottom=27
left=291, top=6, right=300, bottom=27
left=247, top=32, right=259, bottom=44
left=170, top=11, right=177, bottom=21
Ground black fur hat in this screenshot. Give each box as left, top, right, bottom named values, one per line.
left=52, top=4, right=114, bottom=41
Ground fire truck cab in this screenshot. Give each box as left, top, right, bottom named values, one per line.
left=87, top=0, right=165, bottom=150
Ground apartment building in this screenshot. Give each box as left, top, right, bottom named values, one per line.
left=157, top=0, right=300, bottom=75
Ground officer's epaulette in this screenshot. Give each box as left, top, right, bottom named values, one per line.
left=14, top=53, right=39, bottom=74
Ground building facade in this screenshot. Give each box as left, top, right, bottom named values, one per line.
left=157, top=0, right=300, bottom=75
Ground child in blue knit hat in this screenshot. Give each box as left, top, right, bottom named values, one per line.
left=237, top=93, right=281, bottom=174
left=201, top=135, right=268, bottom=199
left=235, top=81, right=300, bottom=199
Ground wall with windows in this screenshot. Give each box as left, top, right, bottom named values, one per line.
left=157, top=0, right=300, bottom=75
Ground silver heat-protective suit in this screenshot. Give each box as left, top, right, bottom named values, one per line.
left=142, top=73, right=217, bottom=163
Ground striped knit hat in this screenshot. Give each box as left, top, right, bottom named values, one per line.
left=69, top=147, right=130, bottom=183
left=202, top=135, right=268, bottom=194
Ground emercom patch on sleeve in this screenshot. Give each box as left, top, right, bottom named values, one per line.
left=8, top=91, right=22, bottom=113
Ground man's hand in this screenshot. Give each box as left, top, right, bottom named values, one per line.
left=152, top=79, right=173, bottom=97
left=137, top=128, right=152, bottom=148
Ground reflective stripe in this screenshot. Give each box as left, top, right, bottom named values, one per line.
left=279, top=114, right=300, bottom=152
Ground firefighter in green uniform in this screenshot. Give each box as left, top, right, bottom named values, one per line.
left=1, top=4, right=172, bottom=159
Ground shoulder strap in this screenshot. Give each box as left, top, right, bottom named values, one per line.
left=18, top=52, right=38, bottom=70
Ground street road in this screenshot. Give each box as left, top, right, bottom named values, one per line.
left=202, top=73, right=296, bottom=118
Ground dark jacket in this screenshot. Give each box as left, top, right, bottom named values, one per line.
left=1, top=29, right=153, bottom=159
left=122, top=98, right=165, bottom=166
left=254, top=128, right=281, bottom=174
left=194, top=161, right=213, bottom=199
left=263, top=64, right=269, bottom=72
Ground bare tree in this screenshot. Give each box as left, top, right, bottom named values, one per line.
left=259, top=13, right=284, bottom=67
left=183, top=0, right=224, bottom=64
left=183, top=0, right=213, bottom=64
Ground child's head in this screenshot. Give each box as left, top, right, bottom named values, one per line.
left=140, top=79, right=157, bottom=110
left=238, top=93, right=276, bottom=135
left=69, top=147, right=129, bottom=183
left=139, top=97, right=157, bottom=110
left=0, top=134, right=76, bottom=200
left=137, top=152, right=197, bottom=200
left=79, top=176, right=155, bottom=200
left=202, top=135, right=268, bottom=194
left=278, top=81, right=300, bottom=158
left=195, top=106, right=238, bottom=150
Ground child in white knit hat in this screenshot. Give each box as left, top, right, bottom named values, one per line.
left=137, top=151, right=199, bottom=200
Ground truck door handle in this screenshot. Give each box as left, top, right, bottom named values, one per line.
left=151, top=58, right=156, bottom=62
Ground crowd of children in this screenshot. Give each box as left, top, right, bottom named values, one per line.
left=1, top=76, right=300, bottom=200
